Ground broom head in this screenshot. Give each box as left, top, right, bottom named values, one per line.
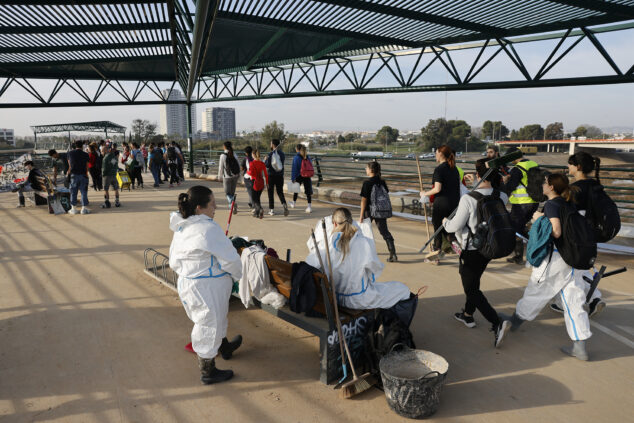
left=339, top=372, right=375, bottom=399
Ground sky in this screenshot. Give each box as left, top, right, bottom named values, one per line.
left=2, top=27, right=633, bottom=137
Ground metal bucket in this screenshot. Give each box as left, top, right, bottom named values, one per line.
left=379, top=346, right=449, bottom=419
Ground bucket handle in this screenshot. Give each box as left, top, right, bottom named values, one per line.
left=420, top=370, right=441, bottom=379
left=389, top=343, right=410, bottom=354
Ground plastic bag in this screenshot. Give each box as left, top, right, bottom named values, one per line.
left=287, top=182, right=300, bottom=193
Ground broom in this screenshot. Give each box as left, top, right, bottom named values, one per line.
left=225, top=194, right=236, bottom=236
left=321, top=219, right=374, bottom=399
left=415, top=155, right=432, bottom=252
left=310, top=229, right=349, bottom=385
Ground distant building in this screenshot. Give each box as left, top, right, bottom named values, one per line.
left=0, top=128, right=15, bottom=146
left=159, top=89, right=197, bottom=139
left=202, top=107, right=235, bottom=141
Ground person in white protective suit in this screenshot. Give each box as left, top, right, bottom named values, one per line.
left=169, top=185, right=243, bottom=384
left=305, top=207, right=411, bottom=310
left=509, top=173, right=592, bottom=361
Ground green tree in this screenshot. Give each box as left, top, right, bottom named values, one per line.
left=517, top=124, right=544, bottom=140
left=420, top=118, right=483, bottom=151
left=585, top=125, right=603, bottom=139
left=573, top=126, right=587, bottom=137
left=143, top=122, right=157, bottom=141
left=482, top=120, right=509, bottom=140
left=131, top=119, right=146, bottom=142
left=344, top=133, right=359, bottom=143
left=261, top=121, right=286, bottom=145
left=375, top=126, right=399, bottom=145
left=337, top=134, right=345, bottom=145
left=545, top=122, right=564, bottom=140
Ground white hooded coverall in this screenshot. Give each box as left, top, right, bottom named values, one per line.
left=305, top=219, right=410, bottom=309
left=516, top=248, right=592, bottom=341
left=169, top=212, right=242, bottom=359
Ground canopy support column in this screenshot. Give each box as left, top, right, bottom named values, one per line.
left=187, top=102, right=193, bottom=173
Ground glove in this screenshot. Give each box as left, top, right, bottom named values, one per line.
left=420, top=195, right=430, bottom=204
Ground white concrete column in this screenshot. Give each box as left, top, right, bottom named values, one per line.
left=569, top=142, right=575, bottom=155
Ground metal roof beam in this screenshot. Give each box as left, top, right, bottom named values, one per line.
left=187, top=0, right=219, bottom=101
left=311, top=0, right=505, bottom=35
left=0, top=23, right=171, bottom=34
left=216, top=11, right=413, bottom=47
left=546, top=0, right=634, bottom=19
left=0, top=41, right=171, bottom=54
left=244, top=28, right=287, bottom=69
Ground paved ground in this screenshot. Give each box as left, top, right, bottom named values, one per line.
left=1, top=180, right=633, bottom=423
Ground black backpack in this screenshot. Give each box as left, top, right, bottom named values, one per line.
left=370, top=182, right=392, bottom=219
left=586, top=182, right=621, bottom=242
left=518, top=165, right=546, bottom=203
left=468, top=190, right=516, bottom=259
left=224, top=153, right=240, bottom=177
left=556, top=199, right=597, bottom=269
left=167, top=146, right=177, bottom=160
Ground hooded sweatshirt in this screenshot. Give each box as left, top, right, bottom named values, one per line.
left=168, top=212, right=242, bottom=281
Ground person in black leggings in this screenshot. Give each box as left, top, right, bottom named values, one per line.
left=420, top=145, right=460, bottom=264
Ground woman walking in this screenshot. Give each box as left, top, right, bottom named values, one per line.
left=420, top=145, right=461, bottom=264
left=246, top=149, right=268, bottom=219
left=358, top=161, right=397, bottom=262
left=290, top=144, right=313, bottom=213
left=88, top=142, right=103, bottom=191
left=510, top=173, right=592, bottom=361
left=217, top=141, right=240, bottom=213
left=169, top=186, right=243, bottom=384
left=241, top=146, right=255, bottom=211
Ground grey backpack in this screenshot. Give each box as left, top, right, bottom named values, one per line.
left=370, top=183, right=392, bottom=219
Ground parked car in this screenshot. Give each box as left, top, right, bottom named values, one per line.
left=406, top=153, right=415, bottom=159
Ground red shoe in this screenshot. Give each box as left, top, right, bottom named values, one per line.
left=185, top=342, right=195, bottom=353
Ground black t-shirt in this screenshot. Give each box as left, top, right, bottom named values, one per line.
left=68, top=149, right=90, bottom=175
left=360, top=176, right=388, bottom=200
left=432, top=162, right=460, bottom=206
left=27, top=168, right=46, bottom=191
left=572, top=179, right=598, bottom=212
left=544, top=196, right=568, bottom=219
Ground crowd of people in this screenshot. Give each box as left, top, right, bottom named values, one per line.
left=167, top=142, right=620, bottom=384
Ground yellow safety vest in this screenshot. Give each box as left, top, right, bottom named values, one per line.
left=457, top=166, right=464, bottom=184
left=509, top=160, right=538, bottom=204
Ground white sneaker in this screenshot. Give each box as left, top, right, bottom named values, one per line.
left=69, top=206, right=79, bottom=215
left=305, top=204, right=312, bottom=213
left=268, top=209, right=275, bottom=216
left=289, top=201, right=295, bottom=208
left=80, top=207, right=91, bottom=215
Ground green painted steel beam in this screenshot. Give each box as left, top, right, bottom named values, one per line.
left=31, top=121, right=126, bottom=134
left=244, top=28, right=288, bottom=69
left=0, top=55, right=173, bottom=68
left=547, top=0, right=634, bottom=18
left=0, top=23, right=171, bottom=34
left=0, top=41, right=171, bottom=54
left=312, top=0, right=504, bottom=35
left=311, top=37, right=352, bottom=60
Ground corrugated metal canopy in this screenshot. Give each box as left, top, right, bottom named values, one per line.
left=0, top=1, right=633, bottom=83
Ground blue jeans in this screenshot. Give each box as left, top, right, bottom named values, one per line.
left=151, top=164, right=161, bottom=186
left=70, top=174, right=89, bottom=207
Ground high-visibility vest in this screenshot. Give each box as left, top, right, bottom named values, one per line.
left=457, top=166, right=465, bottom=184
left=509, top=160, right=538, bottom=204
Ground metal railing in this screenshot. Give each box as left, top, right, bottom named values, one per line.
left=143, top=248, right=177, bottom=292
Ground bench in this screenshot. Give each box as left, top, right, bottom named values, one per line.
left=143, top=248, right=374, bottom=384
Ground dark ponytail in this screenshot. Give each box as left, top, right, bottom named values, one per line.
left=224, top=141, right=235, bottom=159
left=568, top=151, right=601, bottom=183
left=178, top=186, right=213, bottom=218
left=594, top=156, right=601, bottom=184
left=437, top=145, right=455, bottom=168
left=547, top=173, right=578, bottom=203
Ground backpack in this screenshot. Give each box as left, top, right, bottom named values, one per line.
left=556, top=199, right=597, bottom=269
left=270, top=150, right=283, bottom=172
left=300, top=157, right=314, bottom=177
left=468, top=190, right=516, bottom=259
left=224, top=153, right=240, bottom=177
left=518, top=165, right=546, bottom=203
left=167, top=146, right=177, bottom=160
left=152, top=150, right=163, bottom=165
left=586, top=182, right=621, bottom=242
left=370, top=182, right=392, bottom=219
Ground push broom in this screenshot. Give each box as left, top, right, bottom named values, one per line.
left=321, top=219, right=374, bottom=399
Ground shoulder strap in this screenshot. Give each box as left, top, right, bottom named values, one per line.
left=468, top=190, right=483, bottom=201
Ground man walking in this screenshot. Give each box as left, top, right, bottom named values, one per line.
left=264, top=139, right=289, bottom=216
left=101, top=144, right=121, bottom=208
left=67, top=141, right=91, bottom=214
left=502, top=147, right=539, bottom=264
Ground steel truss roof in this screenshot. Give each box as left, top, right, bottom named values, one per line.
left=0, top=0, right=633, bottom=108
left=31, top=121, right=126, bottom=134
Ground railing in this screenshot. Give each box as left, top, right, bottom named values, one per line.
left=143, top=248, right=177, bottom=291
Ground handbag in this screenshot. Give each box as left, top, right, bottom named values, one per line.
left=287, top=182, right=301, bottom=193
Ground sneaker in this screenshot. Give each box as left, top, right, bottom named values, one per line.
left=259, top=209, right=264, bottom=219
left=289, top=201, right=295, bottom=208
left=69, top=206, right=79, bottom=215
left=16, top=204, right=25, bottom=208
left=493, top=320, right=511, bottom=348
left=252, top=208, right=258, bottom=217
left=450, top=241, right=462, bottom=256
left=283, top=204, right=289, bottom=216
left=80, top=207, right=91, bottom=215
left=268, top=209, right=275, bottom=216
left=550, top=303, right=564, bottom=314
left=454, top=310, right=476, bottom=328
left=115, top=200, right=121, bottom=208
left=506, top=256, right=524, bottom=265
left=305, top=204, right=312, bottom=213
left=101, top=200, right=111, bottom=209
left=424, top=258, right=439, bottom=265
left=588, top=298, right=606, bottom=318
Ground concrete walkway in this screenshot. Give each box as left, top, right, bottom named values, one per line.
left=1, top=180, right=633, bottom=422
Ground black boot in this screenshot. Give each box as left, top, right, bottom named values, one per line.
left=218, top=335, right=243, bottom=360
left=198, top=356, right=233, bottom=385
left=386, top=239, right=398, bottom=262
left=18, top=195, right=25, bottom=207
left=507, top=239, right=525, bottom=265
